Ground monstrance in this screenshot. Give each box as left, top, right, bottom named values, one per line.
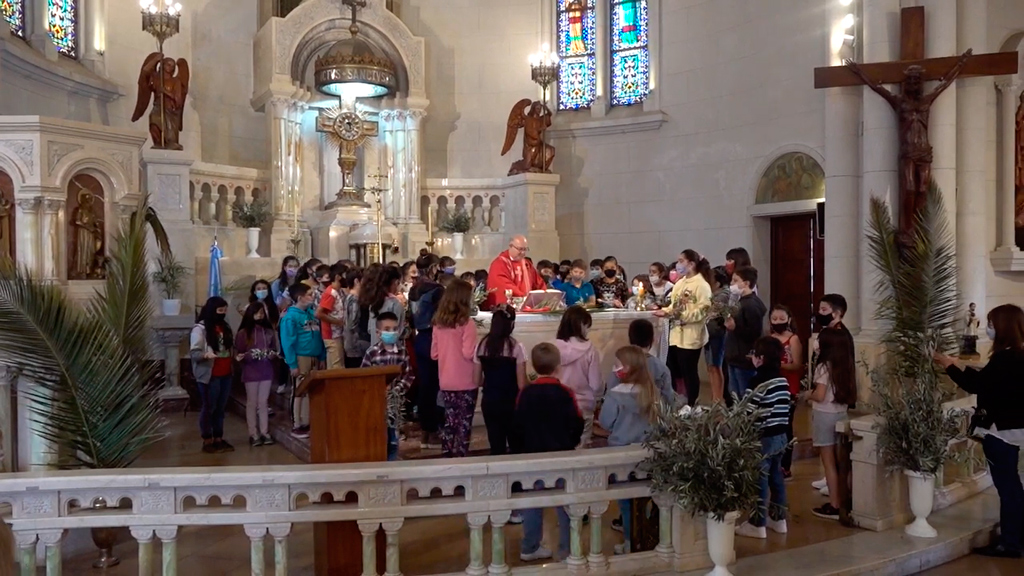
left=316, top=106, right=379, bottom=208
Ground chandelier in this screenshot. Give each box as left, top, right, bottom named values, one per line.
left=139, top=0, right=182, bottom=51
left=314, top=0, right=397, bottom=99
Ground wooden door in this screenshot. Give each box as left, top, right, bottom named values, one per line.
left=770, top=214, right=824, bottom=345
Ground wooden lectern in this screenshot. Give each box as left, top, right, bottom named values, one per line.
left=305, top=366, right=400, bottom=576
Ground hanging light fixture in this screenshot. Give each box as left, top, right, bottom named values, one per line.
left=314, top=0, right=397, bottom=99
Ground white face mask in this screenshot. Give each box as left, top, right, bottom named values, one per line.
left=729, top=284, right=742, bottom=295
left=631, top=285, right=641, bottom=295
left=986, top=325, right=996, bottom=340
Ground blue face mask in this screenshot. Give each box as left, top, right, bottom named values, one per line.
left=380, top=330, right=400, bottom=345
left=443, top=266, right=456, bottom=275
left=255, top=289, right=268, bottom=300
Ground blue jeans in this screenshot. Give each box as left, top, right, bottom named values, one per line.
left=727, top=364, right=756, bottom=400
left=619, top=499, right=632, bottom=543
left=521, top=507, right=570, bottom=556
left=199, top=374, right=232, bottom=440
left=751, top=433, right=789, bottom=527
left=983, top=435, right=1024, bottom=552
left=387, top=427, right=399, bottom=461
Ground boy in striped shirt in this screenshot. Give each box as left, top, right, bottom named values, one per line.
left=735, top=336, right=792, bottom=539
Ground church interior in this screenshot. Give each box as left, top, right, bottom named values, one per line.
left=2, top=0, right=1024, bottom=574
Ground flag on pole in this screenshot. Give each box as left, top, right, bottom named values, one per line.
left=208, top=237, right=223, bottom=299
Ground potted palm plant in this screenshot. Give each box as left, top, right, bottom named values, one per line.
left=642, top=398, right=764, bottom=576
left=439, top=209, right=472, bottom=259
left=865, top=182, right=964, bottom=538
left=151, top=252, right=191, bottom=316
left=232, top=199, right=271, bottom=258
left=0, top=196, right=167, bottom=567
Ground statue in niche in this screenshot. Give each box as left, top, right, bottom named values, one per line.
left=69, top=182, right=106, bottom=280
left=435, top=201, right=450, bottom=233
left=502, top=99, right=555, bottom=175
left=488, top=199, right=503, bottom=232
left=471, top=203, right=486, bottom=232
left=132, top=53, right=191, bottom=150
left=0, top=171, right=14, bottom=260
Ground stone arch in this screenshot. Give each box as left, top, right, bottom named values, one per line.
left=0, top=149, right=28, bottom=188
left=751, top=145, right=826, bottom=205
left=53, top=154, right=131, bottom=204
left=272, top=0, right=426, bottom=98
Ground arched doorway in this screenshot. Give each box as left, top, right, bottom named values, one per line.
left=66, top=173, right=106, bottom=280
left=0, top=169, right=15, bottom=260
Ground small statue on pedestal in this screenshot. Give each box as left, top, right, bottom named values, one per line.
left=960, top=302, right=980, bottom=358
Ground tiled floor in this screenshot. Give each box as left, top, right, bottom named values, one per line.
left=61, top=412, right=857, bottom=575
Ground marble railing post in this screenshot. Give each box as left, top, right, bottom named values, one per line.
left=245, top=524, right=268, bottom=576
left=566, top=504, right=590, bottom=573
left=38, top=530, right=63, bottom=575
left=16, top=375, right=58, bottom=471
left=15, top=198, right=40, bottom=277
left=381, top=519, right=404, bottom=576
left=130, top=527, right=155, bottom=576
left=153, top=320, right=192, bottom=409
left=652, top=494, right=676, bottom=563
left=156, top=526, right=178, bottom=575
left=39, top=198, right=63, bottom=281
left=14, top=531, right=37, bottom=576
left=996, top=79, right=1021, bottom=251
left=0, top=365, right=17, bottom=473
left=487, top=512, right=510, bottom=576
left=586, top=502, right=610, bottom=571
left=357, top=520, right=381, bottom=576
left=849, top=416, right=908, bottom=531
left=268, top=524, right=291, bottom=576
left=466, top=513, right=488, bottom=576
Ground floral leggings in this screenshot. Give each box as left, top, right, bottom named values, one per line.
left=441, top=389, right=479, bottom=458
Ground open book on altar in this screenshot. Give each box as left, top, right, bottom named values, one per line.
left=521, top=290, right=566, bottom=313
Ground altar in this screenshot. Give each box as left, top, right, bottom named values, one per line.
left=472, top=309, right=669, bottom=377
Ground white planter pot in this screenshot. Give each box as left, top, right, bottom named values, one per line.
left=452, top=232, right=465, bottom=259
left=246, top=227, right=261, bottom=258
left=904, top=470, right=937, bottom=538
left=705, top=511, right=740, bottom=576
left=161, top=299, right=181, bottom=316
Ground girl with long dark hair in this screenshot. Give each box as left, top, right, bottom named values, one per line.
left=769, top=304, right=804, bottom=478
left=361, top=265, right=406, bottom=348
left=554, top=306, right=602, bottom=446
left=807, top=327, right=857, bottom=520
left=474, top=304, right=527, bottom=456
left=248, top=279, right=279, bottom=327
left=431, top=279, right=478, bottom=457
left=271, top=256, right=300, bottom=311
left=655, top=249, right=713, bottom=406
left=234, top=302, right=279, bottom=447
left=190, top=297, right=235, bottom=454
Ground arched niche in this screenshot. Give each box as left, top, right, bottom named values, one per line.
left=0, top=169, right=15, bottom=260
left=66, top=173, right=106, bottom=280
left=754, top=152, right=826, bottom=205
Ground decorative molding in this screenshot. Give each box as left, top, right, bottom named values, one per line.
left=106, top=150, right=135, bottom=187
left=0, top=118, right=147, bottom=149
left=47, top=142, right=84, bottom=175
left=748, top=199, right=823, bottom=218
left=0, top=140, right=35, bottom=175
left=15, top=198, right=39, bottom=211
left=154, top=174, right=182, bottom=210
left=0, top=38, right=123, bottom=102
left=548, top=111, right=668, bottom=139
left=990, top=247, right=1024, bottom=272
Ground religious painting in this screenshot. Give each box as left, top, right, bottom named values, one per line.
left=611, top=0, right=650, bottom=106
left=47, top=0, right=77, bottom=58
left=755, top=152, right=825, bottom=205
left=0, top=169, right=15, bottom=261
left=66, top=173, right=106, bottom=280
left=2, top=0, right=25, bottom=38
left=557, top=0, right=596, bottom=110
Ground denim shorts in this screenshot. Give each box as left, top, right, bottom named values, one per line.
left=704, top=333, right=726, bottom=368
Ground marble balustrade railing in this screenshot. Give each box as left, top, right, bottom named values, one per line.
left=189, top=163, right=271, bottom=228
left=0, top=446, right=708, bottom=576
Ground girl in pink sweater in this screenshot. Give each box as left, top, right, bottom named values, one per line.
left=431, top=279, right=479, bottom=457
left=554, top=306, right=603, bottom=447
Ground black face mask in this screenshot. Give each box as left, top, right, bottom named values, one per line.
left=604, top=269, right=618, bottom=279
left=770, top=323, right=788, bottom=334
left=815, top=313, right=834, bottom=329
left=214, top=313, right=227, bottom=323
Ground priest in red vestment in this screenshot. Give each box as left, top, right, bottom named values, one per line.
left=484, top=235, right=547, bottom=309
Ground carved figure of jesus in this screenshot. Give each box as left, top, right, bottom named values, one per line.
left=845, top=50, right=972, bottom=238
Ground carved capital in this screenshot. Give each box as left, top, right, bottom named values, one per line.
left=380, top=519, right=404, bottom=534
left=267, top=523, right=292, bottom=539
left=244, top=524, right=268, bottom=539
left=155, top=526, right=178, bottom=541
left=41, top=198, right=64, bottom=212
left=357, top=520, right=381, bottom=535
left=0, top=364, right=21, bottom=384
left=567, top=504, right=590, bottom=518
left=130, top=526, right=155, bottom=543
left=587, top=501, right=610, bottom=516
left=466, top=512, right=489, bottom=528
left=15, top=198, right=39, bottom=211
left=13, top=530, right=37, bottom=548
left=36, top=530, right=64, bottom=546
left=652, top=493, right=677, bottom=510
left=488, top=510, right=511, bottom=527
left=996, top=78, right=1022, bottom=93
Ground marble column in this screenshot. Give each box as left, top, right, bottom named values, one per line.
left=592, top=0, right=611, bottom=117
left=268, top=97, right=291, bottom=219
left=16, top=375, right=58, bottom=470
left=29, top=0, right=57, bottom=60
left=858, top=0, right=901, bottom=335
left=39, top=198, right=63, bottom=281
left=14, top=198, right=39, bottom=277
left=403, top=109, right=425, bottom=223
left=81, top=0, right=106, bottom=75
left=0, top=365, right=17, bottom=473
left=956, top=0, right=989, bottom=311
left=390, top=110, right=408, bottom=222
left=379, top=109, right=397, bottom=219
left=923, top=0, right=957, bottom=230
left=996, top=79, right=1021, bottom=251
left=823, top=0, right=862, bottom=332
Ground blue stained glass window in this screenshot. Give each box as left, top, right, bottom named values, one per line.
left=611, top=0, right=650, bottom=106
left=2, top=0, right=25, bottom=38
left=47, top=0, right=77, bottom=58
left=557, top=0, right=596, bottom=110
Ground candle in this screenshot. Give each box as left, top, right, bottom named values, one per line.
left=427, top=204, right=434, bottom=244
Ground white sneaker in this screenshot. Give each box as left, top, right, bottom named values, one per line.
left=520, top=546, right=553, bottom=562
left=509, top=514, right=523, bottom=525
left=767, top=518, right=788, bottom=534
left=734, top=522, right=766, bottom=539
left=811, top=477, right=827, bottom=490
left=276, top=384, right=288, bottom=394
left=819, top=485, right=830, bottom=497
left=613, top=542, right=630, bottom=555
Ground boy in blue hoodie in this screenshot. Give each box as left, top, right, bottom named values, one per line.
left=280, top=283, right=326, bottom=439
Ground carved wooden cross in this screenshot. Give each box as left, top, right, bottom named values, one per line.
left=814, top=7, right=1017, bottom=89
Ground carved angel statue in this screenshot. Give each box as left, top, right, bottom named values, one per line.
left=501, top=99, right=555, bottom=176
left=131, top=52, right=190, bottom=150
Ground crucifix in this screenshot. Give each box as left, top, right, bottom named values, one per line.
left=814, top=6, right=1018, bottom=241
left=316, top=106, right=379, bottom=209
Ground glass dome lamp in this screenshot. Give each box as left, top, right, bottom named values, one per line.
left=314, top=36, right=397, bottom=99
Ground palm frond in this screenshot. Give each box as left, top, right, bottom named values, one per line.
left=131, top=205, right=172, bottom=258
left=0, top=258, right=166, bottom=469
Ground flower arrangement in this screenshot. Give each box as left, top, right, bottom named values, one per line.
left=233, top=199, right=272, bottom=229
left=246, top=348, right=277, bottom=361
left=439, top=209, right=472, bottom=234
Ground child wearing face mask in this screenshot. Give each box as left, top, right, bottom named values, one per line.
left=768, top=305, right=804, bottom=478
left=235, top=302, right=280, bottom=447
left=588, top=259, right=604, bottom=282
left=440, top=256, right=457, bottom=276
left=591, top=256, right=629, bottom=308
left=432, top=280, right=480, bottom=458
left=625, top=274, right=657, bottom=310
left=554, top=306, right=603, bottom=447
left=362, top=311, right=416, bottom=461
left=271, top=256, right=301, bottom=312
left=191, top=297, right=236, bottom=454
left=316, top=269, right=347, bottom=369
left=280, top=283, right=327, bottom=440
left=648, top=262, right=674, bottom=307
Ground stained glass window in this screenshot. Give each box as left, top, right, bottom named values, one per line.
left=611, top=0, right=650, bottom=106
left=557, top=0, right=596, bottom=110
left=47, top=0, right=77, bottom=58
left=2, top=0, right=25, bottom=38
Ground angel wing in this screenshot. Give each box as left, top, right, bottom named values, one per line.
left=501, top=98, right=532, bottom=157
left=173, top=58, right=190, bottom=132
left=131, top=53, right=162, bottom=122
